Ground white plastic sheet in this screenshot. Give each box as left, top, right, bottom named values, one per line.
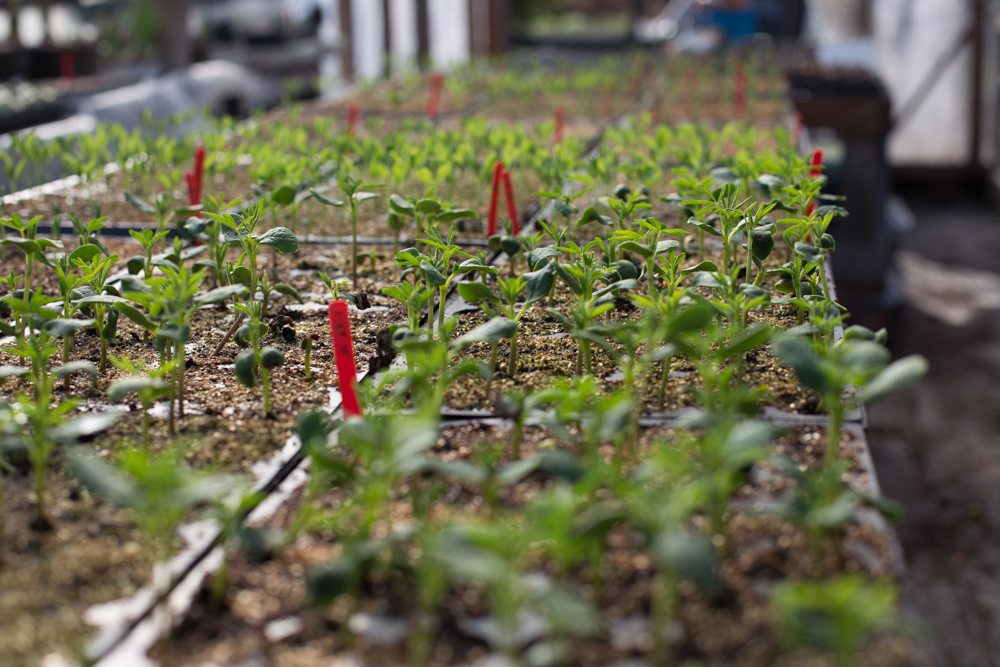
left=874, top=0, right=973, bottom=165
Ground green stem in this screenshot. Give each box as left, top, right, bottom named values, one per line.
left=262, top=363, right=272, bottom=416
left=351, top=204, right=359, bottom=288
left=508, top=333, right=518, bottom=378
left=437, top=285, right=447, bottom=340
left=512, top=416, right=523, bottom=460
left=826, top=401, right=844, bottom=465
left=175, top=340, right=185, bottom=419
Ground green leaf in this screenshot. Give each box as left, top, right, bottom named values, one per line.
left=419, top=261, right=446, bottom=287
left=65, top=450, right=139, bottom=507
left=577, top=205, right=612, bottom=227
left=108, top=376, right=170, bottom=401
left=841, top=341, right=890, bottom=375
left=261, top=347, right=285, bottom=370
left=457, top=281, right=496, bottom=304
left=669, top=306, right=713, bottom=334
left=256, top=227, right=299, bottom=254
left=773, top=335, right=830, bottom=396
left=235, top=349, right=257, bottom=387
left=523, top=262, right=555, bottom=304
left=454, top=317, right=516, bottom=349
left=389, top=194, right=415, bottom=216
left=421, top=459, right=486, bottom=482
left=51, top=360, right=98, bottom=384
left=273, top=283, right=304, bottom=303
left=353, top=191, right=380, bottom=204
left=76, top=294, right=130, bottom=306
left=652, top=530, right=718, bottom=592
left=682, top=260, right=720, bottom=274
left=270, top=185, right=298, bottom=206
left=123, top=191, right=156, bottom=215
left=113, top=302, right=155, bottom=330
left=310, top=189, right=344, bottom=207
left=437, top=208, right=478, bottom=223
left=195, top=284, right=248, bottom=305
left=415, top=198, right=442, bottom=215
left=308, top=558, right=359, bottom=607
left=50, top=411, right=120, bottom=442
left=856, top=355, right=928, bottom=405
left=69, top=243, right=103, bottom=265
left=0, top=365, right=30, bottom=379
left=44, top=318, right=94, bottom=337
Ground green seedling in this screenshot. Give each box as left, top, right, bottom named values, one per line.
left=772, top=575, right=899, bottom=667
left=774, top=324, right=927, bottom=463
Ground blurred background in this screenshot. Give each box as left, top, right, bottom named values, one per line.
left=1, top=1, right=998, bottom=665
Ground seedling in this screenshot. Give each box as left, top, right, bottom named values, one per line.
left=457, top=262, right=555, bottom=376
left=772, top=575, right=899, bottom=667
left=67, top=445, right=240, bottom=571
left=107, top=356, right=176, bottom=449
left=774, top=325, right=927, bottom=463
left=311, top=174, right=381, bottom=287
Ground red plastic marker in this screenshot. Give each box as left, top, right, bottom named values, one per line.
left=501, top=169, right=519, bottom=236
left=328, top=300, right=362, bottom=417
left=347, top=103, right=359, bottom=136
left=806, top=149, right=823, bottom=216
left=193, top=146, right=205, bottom=204
left=487, top=160, right=504, bottom=236
left=427, top=72, right=444, bottom=120
left=185, top=171, right=197, bottom=206
left=734, top=68, right=746, bottom=115
left=59, top=50, right=75, bottom=81
left=554, top=107, right=565, bottom=144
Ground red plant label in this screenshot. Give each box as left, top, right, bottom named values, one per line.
left=348, top=103, right=359, bottom=136
left=328, top=301, right=362, bottom=417
left=806, top=149, right=823, bottom=216
left=734, top=69, right=746, bottom=114
left=194, top=146, right=205, bottom=202
left=428, top=72, right=444, bottom=119
left=809, top=149, right=824, bottom=176
left=487, top=161, right=504, bottom=236
left=59, top=50, right=75, bottom=81
left=185, top=171, right=197, bottom=206
left=501, top=169, right=519, bottom=236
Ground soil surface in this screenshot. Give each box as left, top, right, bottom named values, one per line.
left=152, top=422, right=915, bottom=667
left=866, top=194, right=1000, bottom=667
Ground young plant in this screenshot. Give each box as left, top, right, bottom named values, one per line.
left=233, top=299, right=285, bottom=417
left=774, top=326, right=927, bottom=463
left=67, top=445, right=240, bottom=576
left=107, top=356, right=176, bottom=449
left=312, top=174, right=381, bottom=287
left=208, top=202, right=300, bottom=318
left=73, top=252, right=121, bottom=372
left=457, top=262, right=555, bottom=376
left=772, top=575, right=899, bottom=667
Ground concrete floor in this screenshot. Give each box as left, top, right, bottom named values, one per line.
left=867, top=194, right=1000, bottom=667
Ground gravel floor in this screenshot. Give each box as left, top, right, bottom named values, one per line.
left=867, top=194, right=1000, bottom=667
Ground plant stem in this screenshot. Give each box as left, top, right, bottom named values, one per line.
left=508, top=333, right=518, bottom=378
left=437, top=285, right=447, bottom=340
left=262, top=364, right=272, bottom=416
left=351, top=203, right=359, bottom=288
left=512, top=416, right=523, bottom=460
left=175, top=340, right=186, bottom=419
left=826, top=401, right=844, bottom=465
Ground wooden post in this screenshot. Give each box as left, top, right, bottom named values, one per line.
left=340, top=0, right=355, bottom=80
left=416, top=0, right=430, bottom=68
left=159, top=0, right=192, bottom=71
left=382, top=0, right=392, bottom=77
